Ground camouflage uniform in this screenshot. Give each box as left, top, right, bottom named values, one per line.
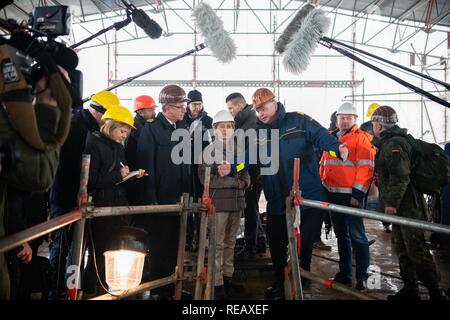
left=374, top=125, right=441, bottom=288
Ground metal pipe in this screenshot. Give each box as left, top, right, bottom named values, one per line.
left=285, top=158, right=303, bottom=300
left=174, top=194, right=189, bottom=300
left=0, top=210, right=82, bottom=253
left=87, top=204, right=183, bottom=217
left=68, top=219, right=86, bottom=300
left=90, top=274, right=178, bottom=300
left=301, top=198, right=450, bottom=235
left=285, top=198, right=303, bottom=300
left=81, top=43, right=207, bottom=103
left=300, top=270, right=376, bottom=300
left=68, top=154, right=90, bottom=300
left=205, top=211, right=216, bottom=300
left=0, top=204, right=184, bottom=254
left=194, top=208, right=208, bottom=300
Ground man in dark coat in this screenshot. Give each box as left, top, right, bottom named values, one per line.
left=136, top=85, right=191, bottom=298
left=184, top=89, right=213, bottom=199
left=183, top=89, right=212, bottom=250
left=125, top=95, right=157, bottom=204
left=226, top=92, right=266, bottom=257
left=223, top=88, right=348, bottom=299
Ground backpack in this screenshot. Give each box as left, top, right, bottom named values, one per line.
left=406, top=134, right=450, bottom=195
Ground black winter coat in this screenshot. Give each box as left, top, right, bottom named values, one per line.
left=84, top=131, right=128, bottom=207
left=136, top=112, right=191, bottom=205
left=124, top=113, right=149, bottom=204
left=50, top=109, right=99, bottom=213
left=234, top=104, right=260, bottom=188
left=183, top=111, right=213, bottom=200
left=235, top=104, right=257, bottom=131
left=125, top=113, right=148, bottom=171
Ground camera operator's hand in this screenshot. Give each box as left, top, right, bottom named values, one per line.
left=17, top=242, right=32, bottom=264
left=8, top=32, right=57, bottom=74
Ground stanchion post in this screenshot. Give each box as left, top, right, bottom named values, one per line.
left=174, top=193, right=189, bottom=300
left=67, top=154, right=90, bottom=300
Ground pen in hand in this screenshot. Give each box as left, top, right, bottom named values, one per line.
left=119, top=162, right=129, bottom=178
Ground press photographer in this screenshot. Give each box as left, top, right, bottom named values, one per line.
left=0, top=10, right=78, bottom=299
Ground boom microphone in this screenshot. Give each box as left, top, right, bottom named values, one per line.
left=283, top=9, right=330, bottom=74
left=275, top=3, right=315, bottom=54
left=121, top=0, right=162, bottom=39
left=192, top=2, right=236, bottom=63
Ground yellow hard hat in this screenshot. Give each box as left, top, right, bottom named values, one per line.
left=366, top=103, right=380, bottom=118
left=101, top=106, right=135, bottom=128
left=90, top=91, right=120, bottom=111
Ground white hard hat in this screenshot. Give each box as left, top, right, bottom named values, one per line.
left=336, top=102, right=358, bottom=116
left=213, top=110, right=235, bottom=125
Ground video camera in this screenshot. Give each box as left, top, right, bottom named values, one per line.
left=30, top=5, right=71, bottom=37
left=0, top=3, right=82, bottom=108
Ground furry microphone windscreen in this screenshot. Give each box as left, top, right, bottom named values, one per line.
left=283, top=9, right=330, bottom=74
left=192, top=2, right=236, bottom=63
left=275, top=3, right=315, bottom=54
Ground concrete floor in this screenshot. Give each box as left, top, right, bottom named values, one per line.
left=227, top=218, right=450, bottom=300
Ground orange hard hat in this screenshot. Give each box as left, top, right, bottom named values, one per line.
left=134, top=95, right=156, bottom=111
left=252, top=88, right=275, bottom=109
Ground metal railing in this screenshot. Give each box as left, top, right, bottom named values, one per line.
left=0, top=155, right=217, bottom=300
left=283, top=158, right=450, bottom=300
left=2, top=156, right=450, bottom=300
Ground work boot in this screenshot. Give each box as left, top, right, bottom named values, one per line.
left=301, top=277, right=311, bottom=289
left=235, top=246, right=256, bottom=260
left=427, top=286, right=448, bottom=300
left=313, top=240, right=332, bottom=251
left=387, top=285, right=421, bottom=300
left=355, top=279, right=367, bottom=291
left=223, top=276, right=245, bottom=297
left=256, top=238, right=267, bottom=254
left=332, top=272, right=352, bottom=286
left=264, top=283, right=284, bottom=300
left=214, top=285, right=228, bottom=300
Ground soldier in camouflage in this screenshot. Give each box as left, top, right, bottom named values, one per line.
left=371, top=105, right=447, bottom=300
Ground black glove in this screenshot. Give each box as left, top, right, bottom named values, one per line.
left=8, top=32, right=57, bottom=74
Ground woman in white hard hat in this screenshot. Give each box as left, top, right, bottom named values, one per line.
left=199, top=110, right=250, bottom=299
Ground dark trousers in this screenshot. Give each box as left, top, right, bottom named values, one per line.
left=327, top=192, right=370, bottom=281
left=49, top=207, right=74, bottom=298
left=266, top=208, right=324, bottom=285
left=138, top=214, right=180, bottom=297
left=313, top=211, right=332, bottom=242
left=244, top=184, right=265, bottom=250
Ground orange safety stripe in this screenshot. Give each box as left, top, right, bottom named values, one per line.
left=320, top=125, right=375, bottom=194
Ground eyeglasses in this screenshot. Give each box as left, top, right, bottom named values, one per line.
left=167, top=103, right=186, bottom=110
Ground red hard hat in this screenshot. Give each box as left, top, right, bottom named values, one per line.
left=134, top=95, right=156, bottom=111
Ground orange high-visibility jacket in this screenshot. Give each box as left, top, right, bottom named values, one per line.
left=320, top=125, right=375, bottom=201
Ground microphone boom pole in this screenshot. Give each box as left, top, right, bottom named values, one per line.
left=319, top=39, right=450, bottom=109
left=321, top=36, right=450, bottom=91
left=82, top=43, right=207, bottom=103
left=70, top=17, right=132, bottom=49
